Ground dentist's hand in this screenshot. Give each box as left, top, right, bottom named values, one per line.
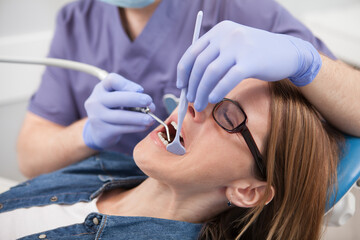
left=177, top=20, right=322, bottom=112
left=83, top=73, right=155, bottom=150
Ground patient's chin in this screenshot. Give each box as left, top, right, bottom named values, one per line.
left=133, top=137, right=168, bottom=181
left=133, top=139, right=152, bottom=174
left=133, top=140, right=146, bottom=163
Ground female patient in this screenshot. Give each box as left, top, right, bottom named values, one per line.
left=0, top=79, right=342, bottom=240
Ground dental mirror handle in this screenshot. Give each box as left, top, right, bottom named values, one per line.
left=174, top=88, right=188, bottom=140
left=174, top=11, right=203, bottom=143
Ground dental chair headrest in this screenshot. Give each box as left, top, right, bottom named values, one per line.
left=326, top=136, right=360, bottom=212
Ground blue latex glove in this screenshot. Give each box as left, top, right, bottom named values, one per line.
left=83, top=73, right=155, bottom=150
left=177, top=21, right=322, bottom=112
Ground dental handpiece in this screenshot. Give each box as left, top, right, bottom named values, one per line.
left=126, top=107, right=171, bottom=142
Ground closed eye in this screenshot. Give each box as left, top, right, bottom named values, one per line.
left=224, top=112, right=235, bottom=128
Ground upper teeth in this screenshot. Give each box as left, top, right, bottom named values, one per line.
left=171, top=121, right=178, bottom=130
left=158, top=132, right=169, bottom=146
left=171, top=121, right=183, bottom=137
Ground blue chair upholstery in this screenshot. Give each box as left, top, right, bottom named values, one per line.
left=326, top=136, right=360, bottom=212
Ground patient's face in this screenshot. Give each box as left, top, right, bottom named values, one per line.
left=134, top=79, right=271, bottom=191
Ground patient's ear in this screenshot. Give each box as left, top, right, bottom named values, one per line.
left=226, top=179, right=274, bottom=208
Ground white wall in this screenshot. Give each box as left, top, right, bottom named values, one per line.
left=277, top=0, right=360, bottom=67
left=0, top=0, right=74, bottom=181
left=0, top=0, right=73, bottom=37
left=0, top=0, right=74, bottom=105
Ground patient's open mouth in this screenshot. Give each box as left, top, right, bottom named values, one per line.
left=157, top=121, right=184, bottom=147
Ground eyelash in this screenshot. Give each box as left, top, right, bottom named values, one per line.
left=224, top=112, right=234, bottom=128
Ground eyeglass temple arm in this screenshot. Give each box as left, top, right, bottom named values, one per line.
left=241, top=127, right=266, bottom=179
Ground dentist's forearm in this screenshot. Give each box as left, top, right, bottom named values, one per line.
left=300, top=55, right=360, bottom=136
left=17, top=112, right=96, bottom=178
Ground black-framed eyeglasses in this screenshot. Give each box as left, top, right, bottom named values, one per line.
left=212, top=98, right=266, bottom=180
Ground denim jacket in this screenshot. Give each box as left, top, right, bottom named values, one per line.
left=0, top=152, right=202, bottom=239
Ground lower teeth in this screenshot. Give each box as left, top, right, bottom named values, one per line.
left=158, top=132, right=169, bottom=146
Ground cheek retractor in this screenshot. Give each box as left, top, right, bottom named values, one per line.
left=166, top=11, right=203, bottom=155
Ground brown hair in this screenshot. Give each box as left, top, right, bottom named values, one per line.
left=198, top=80, right=343, bottom=240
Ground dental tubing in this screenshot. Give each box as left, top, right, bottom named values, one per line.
left=0, top=56, right=108, bottom=81
left=0, top=55, right=170, bottom=142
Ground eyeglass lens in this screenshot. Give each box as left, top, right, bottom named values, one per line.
left=213, top=100, right=245, bottom=130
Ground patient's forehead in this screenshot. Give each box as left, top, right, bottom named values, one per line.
left=226, top=79, right=270, bottom=108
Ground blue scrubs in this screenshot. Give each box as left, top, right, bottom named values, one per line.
left=29, top=0, right=335, bottom=155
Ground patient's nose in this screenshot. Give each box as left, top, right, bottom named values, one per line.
left=188, top=103, right=212, bottom=123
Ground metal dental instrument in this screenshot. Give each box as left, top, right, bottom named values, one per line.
left=0, top=56, right=170, bottom=140
left=166, top=10, right=203, bottom=155
left=126, top=107, right=170, bottom=142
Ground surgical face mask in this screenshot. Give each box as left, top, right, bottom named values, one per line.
left=99, top=0, right=156, bottom=8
